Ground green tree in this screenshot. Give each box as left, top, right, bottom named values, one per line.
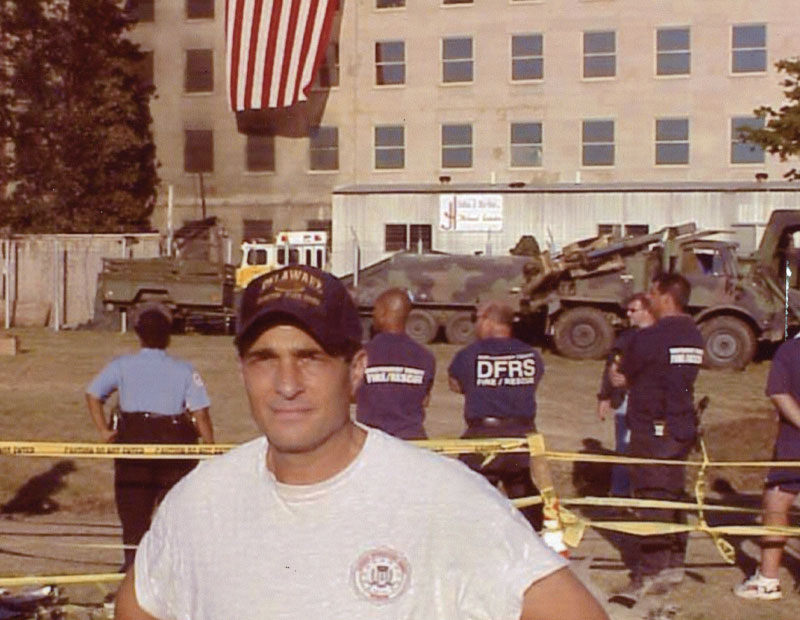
left=741, top=58, right=800, bottom=181
left=0, top=0, right=158, bottom=233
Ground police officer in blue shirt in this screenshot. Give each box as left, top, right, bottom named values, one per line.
left=86, top=303, right=213, bottom=570
left=448, top=300, right=545, bottom=530
left=356, top=288, right=435, bottom=439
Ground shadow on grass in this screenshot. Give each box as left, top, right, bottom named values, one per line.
left=1, top=460, right=76, bottom=516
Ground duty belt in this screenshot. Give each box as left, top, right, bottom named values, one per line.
left=118, top=411, right=190, bottom=424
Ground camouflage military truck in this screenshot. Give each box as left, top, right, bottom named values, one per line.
left=341, top=252, right=532, bottom=344
left=95, top=218, right=236, bottom=331
left=520, top=209, right=800, bottom=369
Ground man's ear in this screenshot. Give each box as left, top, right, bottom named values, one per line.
left=349, top=349, right=367, bottom=395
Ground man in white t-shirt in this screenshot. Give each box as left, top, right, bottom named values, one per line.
left=115, top=265, right=609, bottom=620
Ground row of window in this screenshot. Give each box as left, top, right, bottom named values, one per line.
left=183, top=116, right=765, bottom=175
left=374, top=24, right=768, bottom=86
left=158, top=23, right=767, bottom=98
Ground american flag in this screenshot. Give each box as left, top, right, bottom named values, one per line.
left=226, top=0, right=337, bottom=111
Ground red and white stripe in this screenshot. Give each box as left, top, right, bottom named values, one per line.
left=226, top=0, right=336, bottom=111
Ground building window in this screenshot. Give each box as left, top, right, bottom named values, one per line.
left=314, top=42, right=339, bottom=88
left=246, top=135, right=275, bottom=172
left=375, top=41, right=405, bottom=86
left=441, top=124, right=473, bottom=168
left=732, top=24, right=767, bottom=73
left=511, top=34, right=543, bottom=81
left=185, top=49, right=213, bottom=93
left=136, top=51, right=154, bottom=89
left=656, top=27, right=690, bottom=76
left=375, top=125, right=405, bottom=169
left=510, top=122, right=542, bottom=167
left=184, top=130, right=213, bottom=173
left=126, top=0, right=154, bottom=22
left=731, top=117, right=765, bottom=164
left=582, top=120, right=614, bottom=166
left=655, top=118, right=689, bottom=165
left=442, top=37, right=473, bottom=83
left=243, top=219, right=274, bottom=242
left=385, top=224, right=432, bottom=252
left=583, top=31, right=615, bottom=78
left=309, top=126, right=339, bottom=171
left=376, top=0, right=405, bottom=6
left=186, top=0, right=214, bottom=19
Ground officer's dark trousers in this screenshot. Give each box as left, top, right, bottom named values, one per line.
left=115, top=412, right=198, bottom=570
left=628, top=431, right=693, bottom=578
left=460, top=419, right=543, bottom=531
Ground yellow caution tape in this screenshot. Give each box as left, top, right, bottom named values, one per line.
left=0, top=573, right=123, bottom=587
left=2, top=440, right=800, bottom=469
left=0, top=441, right=234, bottom=459
left=526, top=433, right=546, bottom=457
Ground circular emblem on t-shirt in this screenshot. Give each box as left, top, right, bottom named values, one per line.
left=351, top=547, right=410, bottom=603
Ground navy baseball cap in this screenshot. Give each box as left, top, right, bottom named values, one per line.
left=235, top=265, right=362, bottom=355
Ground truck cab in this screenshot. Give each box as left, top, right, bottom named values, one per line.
left=236, top=231, right=328, bottom=288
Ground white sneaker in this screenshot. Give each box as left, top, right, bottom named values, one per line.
left=733, top=570, right=782, bottom=600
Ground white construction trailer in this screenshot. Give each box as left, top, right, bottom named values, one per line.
left=330, top=181, right=800, bottom=276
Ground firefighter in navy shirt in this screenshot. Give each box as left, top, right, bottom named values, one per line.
left=612, top=273, right=703, bottom=600
left=448, top=300, right=544, bottom=529
left=356, top=288, right=435, bottom=439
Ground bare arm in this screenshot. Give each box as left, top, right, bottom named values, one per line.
left=190, top=407, right=214, bottom=444
left=115, top=568, right=159, bottom=620
left=520, top=567, right=609, bottom=620
left=85, top=393, right=117, bottom=443
left=448, top=375, right=462, bottom=394
left=770, top=393, right=800, bottom=430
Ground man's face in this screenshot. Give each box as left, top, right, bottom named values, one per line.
left=626, top=300, right=650, bottom=328
left=240, top=324, right=364, bottom=456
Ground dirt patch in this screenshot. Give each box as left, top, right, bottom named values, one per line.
left=0, top=328, right=798, bottom=618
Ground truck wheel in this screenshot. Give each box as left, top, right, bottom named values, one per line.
left=700, top=316, right=756, bottom=370
left=553, top=307, right=614, bottom=360
left=406, top=310, right=438, bottom=344
left=445, top=311, right=475, bottom=345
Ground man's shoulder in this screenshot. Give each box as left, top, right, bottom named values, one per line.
left=367, top=430, right=504, bottom=498
left=773, top=337, right=800, bottom=365
left=167, top=437, right=264, bottom=500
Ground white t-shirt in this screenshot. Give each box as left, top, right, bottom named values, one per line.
left=135, top=428, right=567, bottom=620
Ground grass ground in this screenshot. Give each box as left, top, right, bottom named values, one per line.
left=0, top=327, right=797, bottom=619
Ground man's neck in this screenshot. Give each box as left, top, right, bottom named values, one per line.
left=658, top=307, right=684, bottom=319
left=267, top=423, right=367, bottom=485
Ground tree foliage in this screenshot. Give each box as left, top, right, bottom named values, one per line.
left=742, top=58, right=800, bottom=181
left=0, top=0, right=158, bottom=233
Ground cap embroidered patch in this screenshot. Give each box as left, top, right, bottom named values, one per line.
left=351, top=547, right=410, bottom=603
left=235, top=265, right=362, bottom=354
